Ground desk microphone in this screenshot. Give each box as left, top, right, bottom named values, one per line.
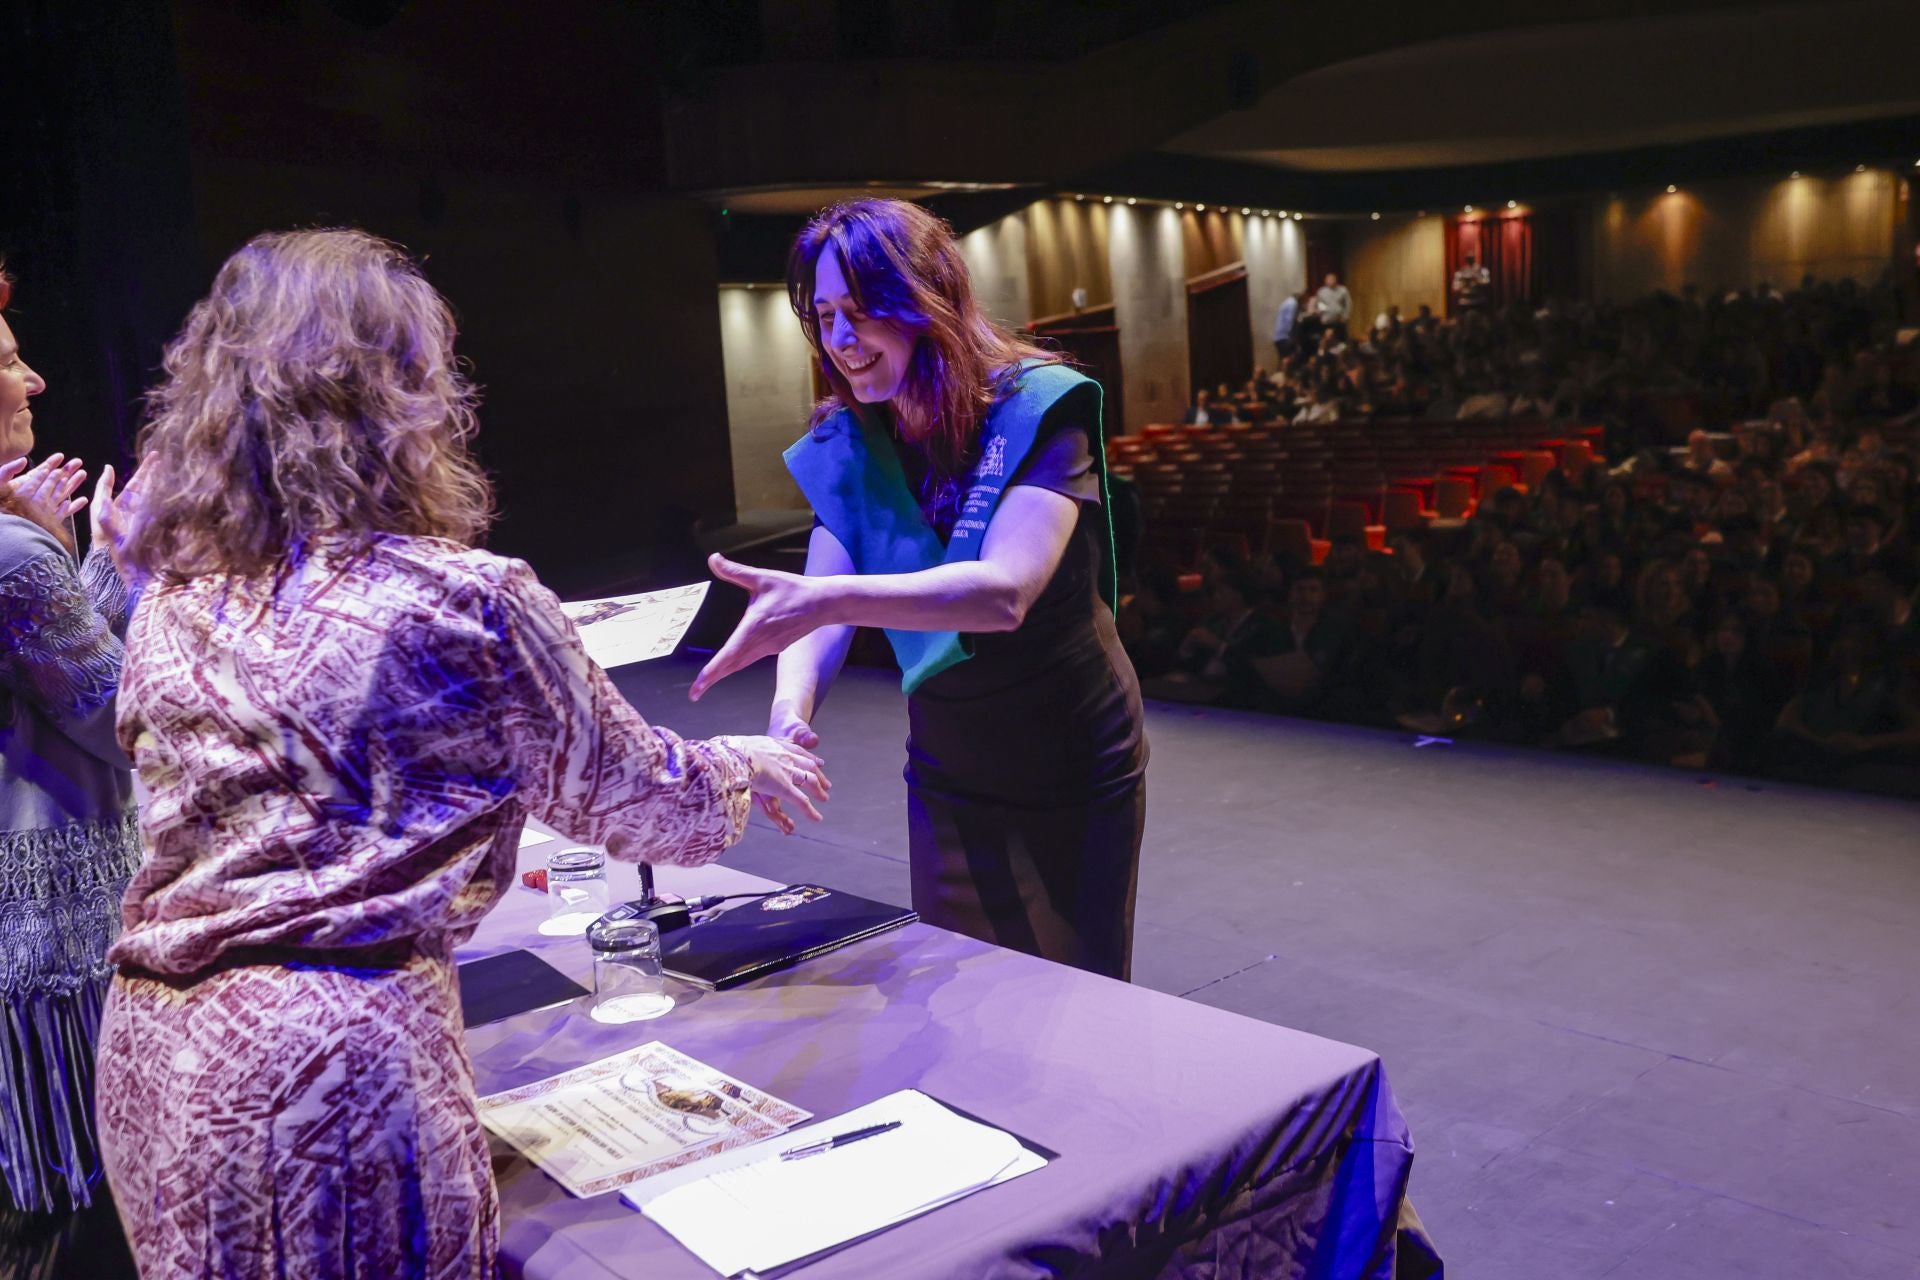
left=610, top=862, right=693, bottom=934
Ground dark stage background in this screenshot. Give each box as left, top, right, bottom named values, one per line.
left=2, top=0, right=742, bottom=589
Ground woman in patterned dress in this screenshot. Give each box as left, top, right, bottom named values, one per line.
left=93, top=229, right=830, bottom=1279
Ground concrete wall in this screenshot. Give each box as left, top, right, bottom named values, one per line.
left=1107, top=203, right=1191, bottom=432
left=1245, top=213, right=1308, bottom=370
left=957, top=211, right=1032, bottom=332
left=719, top=285, right=815, bottom=513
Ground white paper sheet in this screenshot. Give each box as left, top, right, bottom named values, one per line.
left=635, top=1089, right=1046, bottom=1276
left=477, top=1043, right=809, bottom=1198
left=560, top=582, right=710, bottom=669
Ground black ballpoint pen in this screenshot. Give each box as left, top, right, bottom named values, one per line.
left=778, top=1120, right=903, bottom=1161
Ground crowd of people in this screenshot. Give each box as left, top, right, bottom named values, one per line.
left=1224, top=271, right=1918, bottom=437
left=1126, top=275, right=1920, bottom=797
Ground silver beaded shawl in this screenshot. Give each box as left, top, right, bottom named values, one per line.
left=0, top=514, right=140, bottom=1213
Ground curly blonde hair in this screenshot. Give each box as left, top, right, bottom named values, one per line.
left=128, top=228, right=493, bottom=579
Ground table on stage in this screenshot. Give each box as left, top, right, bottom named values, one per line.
left=463, top=829, right=1434, bottom=1279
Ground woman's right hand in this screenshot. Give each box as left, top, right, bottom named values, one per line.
left=724, top=735, right=831, bottom=835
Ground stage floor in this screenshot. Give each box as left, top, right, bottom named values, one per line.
left=625, top=653, right=1920, bottom=1280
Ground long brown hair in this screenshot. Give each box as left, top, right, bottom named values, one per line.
left=787, top=199, right=1058, bottom=480
left=127, top=229, right=493, bottom=580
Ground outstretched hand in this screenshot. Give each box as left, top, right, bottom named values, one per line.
left=725, top=734, right=832, bottom=835
left=690, top=553, right=833, bottom=701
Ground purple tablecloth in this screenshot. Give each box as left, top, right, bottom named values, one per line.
left=461, top=833, right=1435, bottom=1279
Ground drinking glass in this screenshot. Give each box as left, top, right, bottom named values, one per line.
left=541, top=847, right=611, bottom=936
left=587, top=915, right=675, bottom=1023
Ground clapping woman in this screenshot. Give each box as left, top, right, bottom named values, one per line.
left=0, top=267, right=142, bottom=1236
left=93, top=229, right=829, bottom=1277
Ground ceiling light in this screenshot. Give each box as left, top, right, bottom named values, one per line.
left=1370, top=212, right=1380, bottom=220
left=1241, top=207, right=1251, bottom=215
left=1291, top=212, right=1302, bottom=221
left=1855, top=164, right=1867, bottom=173
left=1665, top=185, right=1677, bottom=194
left=1463, top=204, right=1474, bottom=214
left=1196, top=203, right=1206, bottom=212
left=1790, top=171, right=1801, bottom=178
left=1102, top=195, right=1113, bottom=204
left=1074, top=193, right=1085, bottom=201
left=1173, top=201, right=1183, bottom=210
left=1126, top=197, right=1137, bottom=206
left=1506, top=200, right=1517, bottom=209
left=1261, top=209, right=1271, bottom=217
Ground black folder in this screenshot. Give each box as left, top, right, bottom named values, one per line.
left=457, top=948, right=590, bottom=1027
left=662, top=884, right=917, bottom=990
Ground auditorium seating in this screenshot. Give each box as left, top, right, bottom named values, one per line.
left=1108, top=418, right=1604, bottom=569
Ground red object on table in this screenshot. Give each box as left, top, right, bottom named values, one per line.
left=520, top=867, right=548, bottom=893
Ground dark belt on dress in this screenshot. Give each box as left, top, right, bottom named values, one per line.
left=116, top=937, right=424, bottom=988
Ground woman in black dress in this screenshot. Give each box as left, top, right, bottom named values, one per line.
left=690, top=200, right=1147, bottom=979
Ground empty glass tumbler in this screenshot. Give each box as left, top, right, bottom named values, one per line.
left=542, top=847, right=611, bottom=936
left=587, top=915, right=675, bottom=1023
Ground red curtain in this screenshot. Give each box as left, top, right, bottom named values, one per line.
left=1445, top=214, right=1533, bottom=314
left=1304, top=224, right=1342, bottom=297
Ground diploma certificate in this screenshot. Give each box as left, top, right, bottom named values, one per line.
left=560, top=582, right=710, bottom=669
left=477, top=1042, right=809, bottom=1198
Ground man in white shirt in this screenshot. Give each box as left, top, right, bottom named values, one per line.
left=1451, top=254, right=1491, bottom=313
left=1315, top=273, right=1352, bottom=335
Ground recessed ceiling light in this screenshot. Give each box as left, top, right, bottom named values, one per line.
left=1291, top=212, right=1302, bottom=221
left=1261, top=209, right=1271, bottom=217
left=1241, top=207, right=1251, bottom=215
left=1855, top=164, right=1867, bottom=173
left=1790, top=171, right=1801, bottom=178
left=1126, top=197, right=1137, bottom=206
left=1196, top=203, right=1206, bottom=212
left=1370, top=212, right=1380, bottom=220
left=1074, top=193, right=1085, bottom=201
left=1464, top=204, right=1474, bottom=213
left=1173, top=201, right=1183, bottom=210
left=1102, top=195, right=1113, bottom=204
left=1666, top=185, right=1677, bottom=194
left=1506, top=200, right=1517, bottom=209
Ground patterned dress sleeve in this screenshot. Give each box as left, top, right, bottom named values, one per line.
left=0, top=516, right=131, bottom=769
left=489, top=558, right=753, bottom=867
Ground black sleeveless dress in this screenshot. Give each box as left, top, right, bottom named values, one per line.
left=890, top=392, right=1148, bottom=980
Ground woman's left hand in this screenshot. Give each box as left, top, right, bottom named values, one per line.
left=0, top=453, right=88, bottom=555
left=691, top=554, right=833, bottom=700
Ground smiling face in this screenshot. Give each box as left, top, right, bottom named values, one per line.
left=0, top=315, right=45, bottom=465
left=811, top=247, right=915, bottom=406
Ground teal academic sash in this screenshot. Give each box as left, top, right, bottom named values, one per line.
left=784, top=361, right=1114, bottom=695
